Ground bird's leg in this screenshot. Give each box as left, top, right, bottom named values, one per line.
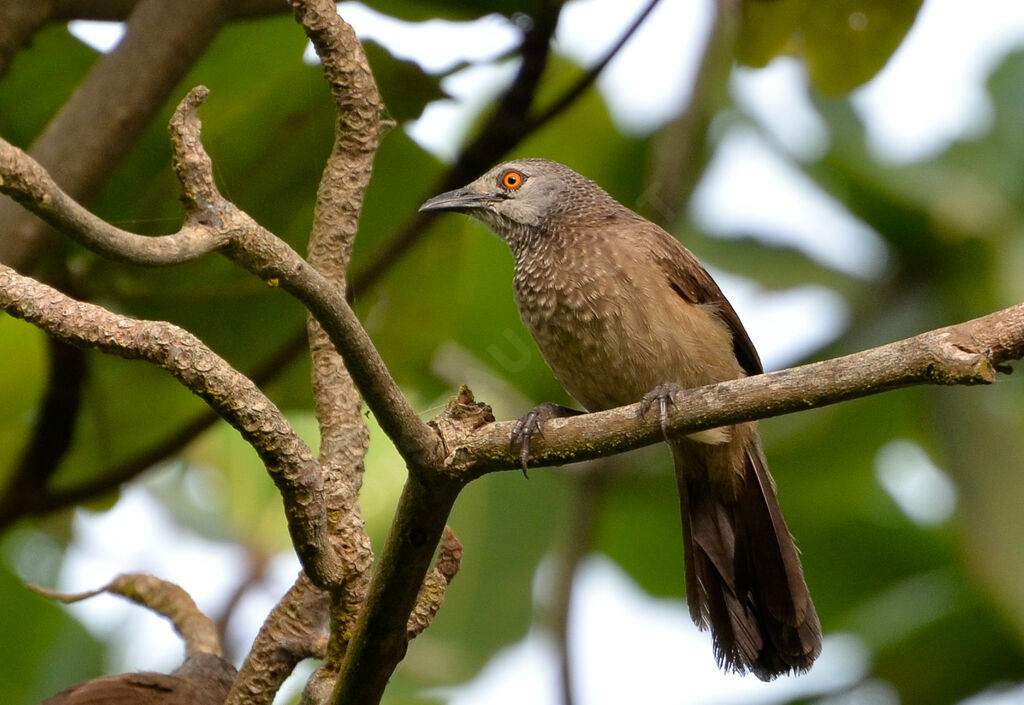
left=510, top=402, right=583, bottom=478
left=640, top=383, right=685, bottom=442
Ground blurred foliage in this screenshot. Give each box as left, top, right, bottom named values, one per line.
left=737, top=0, right=925, bottom=93
left=0, top=3, right=1022, bottom=705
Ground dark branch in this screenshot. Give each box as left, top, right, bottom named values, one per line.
left=0, top=336, right=86, bottom=523
left=528, top=0, right=661, bottom=131
left=0, top=328, right=308, bottom=529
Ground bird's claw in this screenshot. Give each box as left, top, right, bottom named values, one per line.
left=510, top=402, right=582, bottom=479
left=641, top=383, right=683, bottom=442
left=511, top=410, right=546, bottom=478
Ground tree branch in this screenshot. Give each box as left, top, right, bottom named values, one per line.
left=0, top=264, right=346, bottom=589
left=0, top=328, right=309, bottom=528
left=290, top=0, right=382, bottom=680
left=226, top=572, right=330, bottom=705
left=527, top=0, right=661, bottom=132
left=31, top=573, right=224, bottom=659
left=442, top=302, right=1024, bottom=477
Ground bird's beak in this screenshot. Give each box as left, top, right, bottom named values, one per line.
left=419, top=188, right=496, bottom=214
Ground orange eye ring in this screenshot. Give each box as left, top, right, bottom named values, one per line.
left=501, top=170, right=524, bottom=190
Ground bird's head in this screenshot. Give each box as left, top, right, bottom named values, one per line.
left=419, top=159, right=599, bottom=248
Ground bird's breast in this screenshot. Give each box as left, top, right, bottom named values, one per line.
left=512, top=240, right=741, bottom=412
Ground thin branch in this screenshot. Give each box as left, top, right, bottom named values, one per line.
left=442, top=303, right=1024, bottom=478
left=528, top=0, right=661, bottom=131
left=226, top=572, right=330, bottom=705
left=30, top=573, right=223, bottom=659
left=0, top=328, right=308, bottom=530
left=0, top=135, right=230, bottom=265
left=0, top=263, right=345, bottom=589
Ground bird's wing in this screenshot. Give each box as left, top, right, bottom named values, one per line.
left=645, top=222, right=764, bottom=377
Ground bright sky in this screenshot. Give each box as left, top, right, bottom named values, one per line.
left=52, top=2, right=1024, bottom=704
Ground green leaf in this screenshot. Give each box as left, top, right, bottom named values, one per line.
left=738, top=0, right=925, bottom=93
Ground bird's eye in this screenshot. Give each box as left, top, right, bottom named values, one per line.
left=501, top=170, right=524, bottom=190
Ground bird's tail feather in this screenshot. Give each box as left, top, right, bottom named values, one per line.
left=673, top=429, right=822, bottom=680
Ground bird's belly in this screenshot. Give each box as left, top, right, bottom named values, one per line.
left=515, top=279, right=742, bottom=413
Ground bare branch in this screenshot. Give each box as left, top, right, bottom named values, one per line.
left=528, top=0, right=661, bottom=131
left=0, top=136, right=230, bottom=264
left=30, top=573, right=223, bottom=659
left=444, top=303, right=1024, bottom=477
left=290, top=0, right=382, bottom=679
left=406, top=526, right=463, bottom=639
left=0, top=264, right=345, bottom=588
left=226, top=572, right=330, bottom=705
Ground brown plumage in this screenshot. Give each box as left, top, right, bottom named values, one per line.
left=37, top=653, right=236, bottom=705
left=421, top=158, right=821, bottom=679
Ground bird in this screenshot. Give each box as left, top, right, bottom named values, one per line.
left=37, top=653, right=236, bottom=705
left=419, top=158, right=822, bottom=679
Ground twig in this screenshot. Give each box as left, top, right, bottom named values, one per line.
left=528, top=0, right=661, bottom=131
left=30, top=573, right=223, bottom=658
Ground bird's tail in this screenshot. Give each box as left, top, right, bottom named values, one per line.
left=671, top=425, right=822, bottom=680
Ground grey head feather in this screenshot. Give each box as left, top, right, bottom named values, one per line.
left=419, top=158, right=619, bottom=251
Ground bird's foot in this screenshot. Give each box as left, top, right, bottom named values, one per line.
left=510, top=402, right=583, bottom=478
left=640, top=383, right=684, bottom=442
